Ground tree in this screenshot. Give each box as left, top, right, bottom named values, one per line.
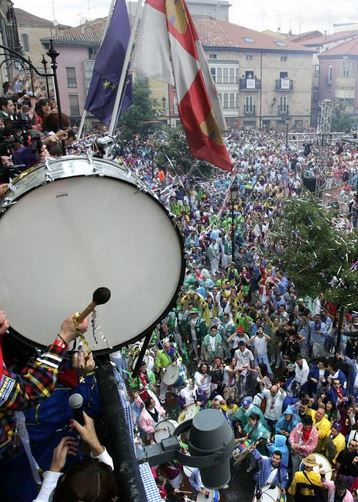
left=117, top=80, right=159, bottom=141
left=155, top=126, right=215, bottom=179
left=331, top=104, right=357, bottom=132
left=268, top=195, right=358, bottom=309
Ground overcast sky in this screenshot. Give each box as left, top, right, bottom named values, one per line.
left=12, top=0, right=358, bottom=34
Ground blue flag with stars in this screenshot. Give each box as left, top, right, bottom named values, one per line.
left=84, top=0, right=132, bottom=126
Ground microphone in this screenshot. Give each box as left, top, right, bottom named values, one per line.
left=69, top=393, right=85, bottom=426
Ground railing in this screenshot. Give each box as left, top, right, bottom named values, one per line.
left=239, top=78, right=261, bottom=90
left=275, top=79, right=293, bottom=90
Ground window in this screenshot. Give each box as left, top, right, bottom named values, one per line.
left=222, top=93, right=237, bottom=109
left=245, top=96, right=253, bottom=111
left=280, top=96, right=288, bottom=109
left=209, top=53, right=217, bottom=59
left=342, top=61, right=352, bottom=78
left=314, top=64, right=320, bottom=77
left=66, top=67, right=77, bottom=88
left=327, top=65, right=333, bottom=84
left=210, top=66, right=239, bottom=85
left=69, top=94, right=80, bottom=116
left=223, top=67, right=229, bottom=84
left=243, top=37, right=254, bottom=43
left=88, top=47, right=98, bottom=59
left=21, top=33, right=29, bottom=52
left=280, top=72, right=288, bottom=79
left=246, top=55, right=253, bottom=61
left=280, top=56, right=287, bottom=61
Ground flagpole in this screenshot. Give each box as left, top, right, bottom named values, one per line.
left=77, top=0, right=118, bottom=141
left=108, top=0, right=143, bottom=137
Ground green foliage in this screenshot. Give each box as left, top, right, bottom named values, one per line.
left=117, top=80, right=160, bottom=140
left=269, top=194, right=358, bottom=308
left=331, top=104, right=357, bottom=132
left=155, top=126, right=215, bottom=179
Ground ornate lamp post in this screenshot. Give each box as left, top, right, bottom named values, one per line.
left=46, top=39, right=65, bottom=154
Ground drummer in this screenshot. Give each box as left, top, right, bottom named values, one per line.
left=178, top=378, right=201, bottom=409
left=155, top=340, right=179, bottom=404
left=138, top=395, right=166, bottom=443
left=189, top=467, right=220, bottom=501
left=288, top=454, right=325, bottom=502
left=249, top=446, right=288, bottom=491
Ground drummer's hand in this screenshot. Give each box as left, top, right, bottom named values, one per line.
left=0, top=183, right=8, bottom=197
left=0, top=310, right=10, bottom=336
left=59, top=313, right=89, bottom=344
left=72, top=351, right=95, bottom=372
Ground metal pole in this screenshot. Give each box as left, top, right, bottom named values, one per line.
left=77, top=0, right=117, bottom=141
left=41, top=55, right=50, bottom=99
left=28, top=57, right=35, bottom=95
left=108, top=0, right=143, bottom=136
left=46, top=39, right=65, bottom=155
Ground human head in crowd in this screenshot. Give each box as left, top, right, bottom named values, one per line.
left=52, top=459, right=118, bottom=502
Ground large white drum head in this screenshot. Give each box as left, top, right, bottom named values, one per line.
left=0, top=158, right=184, bottom=352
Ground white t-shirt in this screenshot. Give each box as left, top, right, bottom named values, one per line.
left=252, top=335, right=268, bottom=355
left=234, top=348, right=254, bottom=369
left=262, top=388, right=286, bottom=421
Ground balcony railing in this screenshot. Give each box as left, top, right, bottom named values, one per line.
left=239, top=78, right=261, bottom=91
left=278, top=105, right=289, bottom=115
left=244, top=105, right=256, bottom=115
left=275, top=79, right=293, bottom=91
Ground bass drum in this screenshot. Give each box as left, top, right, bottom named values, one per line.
left=299, top=453, right=332, bottom=481
left=252, top=485, right=283, bottom=502
left=0, top=156, right=184, bottom=354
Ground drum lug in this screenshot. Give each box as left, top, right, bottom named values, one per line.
left=45, top=172, right=54, bottom=183
left=1, top=198, right=16, bottom=211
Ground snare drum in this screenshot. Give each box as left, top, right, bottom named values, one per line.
left=0, top=156, right=184, bottom=353
left=299, top=453, right=332, bottom=480
left=253, top=485, right=283, bottom=502
left=154, top=419, right=178, bottom=443
left=197, top=489, right=220, bottom=502
left=178, top=403, right=200, bottom=423
left=162, top=364, right=180, bottom=385
left=172, top=364, right=187, bottom=388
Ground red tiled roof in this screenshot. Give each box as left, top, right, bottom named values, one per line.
left=301, top=29, right=358, bottom=47
left=319, top=37, right=358, bottom=57
left=194, top=17, right=313, bottom=52
left=45, top=15, right=313, bottom=53
left=14, top=8, right=69, bottom=29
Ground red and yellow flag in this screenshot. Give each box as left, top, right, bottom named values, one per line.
left=133, top=0, right=232, bottom=172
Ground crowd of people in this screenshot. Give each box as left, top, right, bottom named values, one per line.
left=0, top=86, right=357, bottom=501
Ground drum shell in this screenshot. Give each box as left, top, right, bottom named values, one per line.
left=0, top=156, right=185, bottom=354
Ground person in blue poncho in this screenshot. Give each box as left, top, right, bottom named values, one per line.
left=275, top=405, right=300, bottom=439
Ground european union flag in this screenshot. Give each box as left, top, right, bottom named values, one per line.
left=84, top=0, right=132, bottom=126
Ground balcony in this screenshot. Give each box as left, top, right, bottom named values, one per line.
left=239, top=78, right=261, bottom=91
left=278, top=105, right=289, bottom=115
left=244, top=105, right=256, bottom=115
left=275, top=79, right=293, bottom=91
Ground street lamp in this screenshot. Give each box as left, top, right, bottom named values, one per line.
left=230, top=180, right=239, bottom=262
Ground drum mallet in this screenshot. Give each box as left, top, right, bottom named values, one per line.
left=74, top=287, right=111, bottom=324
